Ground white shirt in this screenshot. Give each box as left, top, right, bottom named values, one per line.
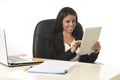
left=64, top=39, right=80, bottom=61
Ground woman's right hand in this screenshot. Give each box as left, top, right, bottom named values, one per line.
left=71, top=40, right=81, bottom=53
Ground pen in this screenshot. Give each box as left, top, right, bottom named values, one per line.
left=24, top=66, right=33, bottom=72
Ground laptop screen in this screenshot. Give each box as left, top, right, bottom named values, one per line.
left=0, top=28, right=8, bottom=66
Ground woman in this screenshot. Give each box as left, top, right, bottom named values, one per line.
left=44, top=7, right=101, bottom=63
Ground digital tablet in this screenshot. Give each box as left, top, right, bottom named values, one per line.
left=78, top=27, right=101, bottom=55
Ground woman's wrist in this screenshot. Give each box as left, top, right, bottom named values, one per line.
left=94, top=50, right=100, bottom=53
left=71, top=48, right=75, bottom=53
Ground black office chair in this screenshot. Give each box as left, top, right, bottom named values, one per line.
left=33, top=19, right=83, bottom=58
left=33, top=19, right=55, bottom=58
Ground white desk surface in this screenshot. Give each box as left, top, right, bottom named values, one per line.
left=0, top=61, right=120, bottom=80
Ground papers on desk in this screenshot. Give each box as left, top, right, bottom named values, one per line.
left=28, top=60, right=78, bottom=74
left=111, top=73, right=120, bottom=80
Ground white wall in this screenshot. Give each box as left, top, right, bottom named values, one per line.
left=0, top=0, right=120, bottom=66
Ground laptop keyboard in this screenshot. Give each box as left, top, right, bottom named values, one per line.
left=8, top=56, right=27, bottom=62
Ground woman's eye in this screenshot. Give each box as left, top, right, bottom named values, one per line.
left=66, top=20, right=70, bottom=23
left=72, top=20, right=76, bottom=23
left=65, top=20, right=76, bottom=23
left=73, top=20, right=75, bottom=22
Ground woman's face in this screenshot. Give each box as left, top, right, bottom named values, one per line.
left=62, top=15, right=76, bottom=33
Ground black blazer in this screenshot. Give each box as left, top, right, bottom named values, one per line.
left=44, top=32, right=99, bottom=63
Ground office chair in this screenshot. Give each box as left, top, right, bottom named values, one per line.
left=33, top=19, right=55, bottom=58
left=33, top=19, right=83, bottom=58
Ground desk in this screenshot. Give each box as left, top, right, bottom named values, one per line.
left=0, top=61, right=120, bottom=80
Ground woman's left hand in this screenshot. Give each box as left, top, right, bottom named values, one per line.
left=92, top=42, right=101, bottom=53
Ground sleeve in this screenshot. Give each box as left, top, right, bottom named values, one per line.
left=79, top=52, right=99, bottom=63
left=55, top=49, right=77, bottom=60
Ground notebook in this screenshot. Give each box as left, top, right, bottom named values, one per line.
left=28, top=60, right=78, bottom=74
left=78, top=27, right=102, bottom=55
left=111, top=73, right=120, bottom=80
left=0, top=28, right=43, bottom=67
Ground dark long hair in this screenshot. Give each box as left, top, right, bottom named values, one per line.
left=52, top=7, right=78, bottom=33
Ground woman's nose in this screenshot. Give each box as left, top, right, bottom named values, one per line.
left=69, top=22, right=74, bottom=27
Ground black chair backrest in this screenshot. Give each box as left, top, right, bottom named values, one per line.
left=33, top=19, right=83, bottom=58
left=33, top=19, right=55, bottom=57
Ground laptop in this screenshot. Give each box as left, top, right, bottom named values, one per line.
left=0, top=28, right=43, bottom=67
left=78, top=27, right=102, bottom=55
